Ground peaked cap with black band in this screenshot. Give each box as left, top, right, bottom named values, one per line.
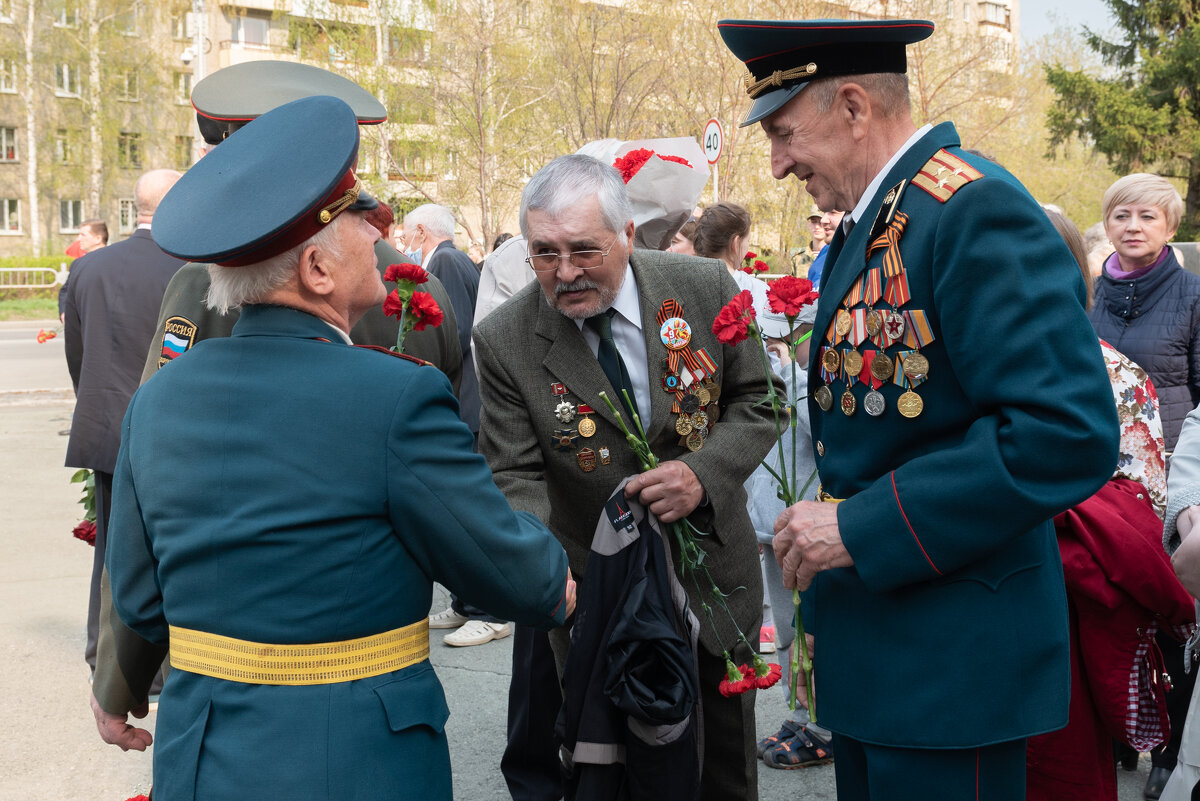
left=154, top=95, right=377, bottom=267
left=191, top=60, right=387, bottom=145
left=717, top=18, right=934, bottom=126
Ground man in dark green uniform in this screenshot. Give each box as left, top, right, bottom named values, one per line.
left=719, top=19, right=1120, bottom=800
left=90, top=61, right=461, bottom=747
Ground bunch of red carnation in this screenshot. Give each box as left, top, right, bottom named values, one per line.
left=382, top=263, right=445, bottom=349
left=740, top=250, right=769, bottom=275
left=719, top=656, right=782, bottom=697
left=612, top=148, right=693, bottom=183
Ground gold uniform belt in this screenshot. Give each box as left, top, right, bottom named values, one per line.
left=817, top=487, right=844, bottom=503
left=169, top=619, right=430, bottom=685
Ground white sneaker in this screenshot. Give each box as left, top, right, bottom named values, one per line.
left=428, top=607, right=469, bottom=629
left=443, top=620, right=512, bottom=647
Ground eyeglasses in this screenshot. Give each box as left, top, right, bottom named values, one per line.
left=524, top=235, right=620, bottom=273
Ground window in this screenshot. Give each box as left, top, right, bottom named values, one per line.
left=53, top=1, right=78, bottom=27
left=175, top=71, right=191, bottom=104
left=0, top=198, right=19, bottom=232
left=118, top=198, right=135, bottom=233
left=232, top=12, right=270, bottom=47
left=118, top=132, right=141, bottom=168
left=0, top=59, right=16, bottom=92
left=59, top=199, right=82, bottom=232
left=115, top=3, right=138, bottom=35
left=172, top=11, right=194, bottom=39
left=54, top=128, right=74, bottom=164
left=978, top=1, right=1009, bottom=28
left=119, top=70, right=138, bottom=101
left=174, top=135, right=193, bottom=170
left=55, top=63, right=80, bottom=96
left=388, top=140, right=433, bottom=181
left=0, top=127, right=15, bottom=161
left=0, top=0, right=11, bottom=23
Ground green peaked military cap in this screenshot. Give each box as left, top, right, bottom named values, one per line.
left=155, top=95, right=377, bottom=267
left=718, top=18, right=934, bottom=126
left=191, top=60, right=387, bottom=145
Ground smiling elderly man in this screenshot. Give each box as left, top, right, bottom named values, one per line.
left=718, top=17, right=1120, bottom=801
left=473, top=154, right=779, bottom=800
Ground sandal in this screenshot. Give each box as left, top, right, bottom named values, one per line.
left=756, top=721, right=797, bottom=759
left=762, top=721, right=834, bottom=770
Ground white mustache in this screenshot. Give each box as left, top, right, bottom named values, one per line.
left=555, top=279, right=599, bottom=296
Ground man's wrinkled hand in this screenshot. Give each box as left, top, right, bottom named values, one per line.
left=91, top=692, right=153, bottom=751
left=773, top=501, right=854, bottom=591
left=624, top=460, right=703, bottom=523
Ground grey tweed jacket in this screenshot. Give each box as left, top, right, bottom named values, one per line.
left=473, top=249, right=780, bottom=654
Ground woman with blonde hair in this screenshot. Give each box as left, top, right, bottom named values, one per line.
left=1089, top=173, right=1198, bottom=452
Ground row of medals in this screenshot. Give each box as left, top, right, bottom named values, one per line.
left=668, top=373, right=721, bottom=453
left=814, top=307, right=928, bottom=419
left=553, top=398, right=610, bottom=472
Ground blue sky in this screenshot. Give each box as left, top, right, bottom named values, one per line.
left=1019, top=0, right=1116, bottom=43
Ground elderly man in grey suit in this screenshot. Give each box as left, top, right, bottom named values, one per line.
left=473, top=154, right=779, bottom=800
left=63, top=168, right=185, bottom=673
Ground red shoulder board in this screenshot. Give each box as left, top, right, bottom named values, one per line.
left=911, top=149, right=983, bottom=203
left=354, top=344, right=432, bottom=366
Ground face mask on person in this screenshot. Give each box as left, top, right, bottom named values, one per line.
left=403, top=229, right=424, bottom=263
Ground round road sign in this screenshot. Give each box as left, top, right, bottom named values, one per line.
left=703, top=118, right=723, bottom=164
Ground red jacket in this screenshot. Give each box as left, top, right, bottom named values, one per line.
left=1054, top=478, right=1196, bottom=749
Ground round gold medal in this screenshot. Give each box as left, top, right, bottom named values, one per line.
left=865, top=311, right=882, bottom=338
left=691, top=410, right=709, bottom=429
left=694, top=385, right=711, bottom=406
left=870, top=352, right=895, bottom=382
left=822, top=348, right=841, bottom=374
left=675, top=414, right=694, bottom=436
left=707, top=402, right=721, bottom=423
left=843, top=349, right=863, bottom=377
left=578, top=416, right=596, bottom=438
left=903, top=352, right=929, bottom=380
left=840, top=388, right=856, bottom=416
left=814, top=384, right=833, bottom=412
left=897, top=390, right=924, bottom=418
left=686, top=430, right=705, bottom=452
left=835, top=309, right=852, bottom=339
left=704, top=381, right=721, bottom=401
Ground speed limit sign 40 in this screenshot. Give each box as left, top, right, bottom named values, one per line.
left=703, top=118, right=723, bottom=164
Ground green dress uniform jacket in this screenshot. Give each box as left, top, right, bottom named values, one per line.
left=806, top=122, right=1120, bottom=748
left=473, top=250, right=779, bottom=655
left=107, top=305, right=568, bottom=800
left=93, top=239, right=463, bottom=716
left=138, top=239, right=462, bottom=392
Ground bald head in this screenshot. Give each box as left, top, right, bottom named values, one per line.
left=135, top=169, right=183, bottom=222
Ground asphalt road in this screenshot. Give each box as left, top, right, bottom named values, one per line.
left=0, top=319, right=1151, bottom=800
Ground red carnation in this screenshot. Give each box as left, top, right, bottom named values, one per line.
left=744, top=251, right=757, bottom=261
left=613, top=148, right=653, bottom=183
left=408, top=291, right=444, bottom=331
left=36, top=328, right=56, bottom=343
left=659, top=154, right=692, bottom=168
left=384, top=263, right=429, bottom=284
left=382, top=289, right=405, bottom=319
left=753, top=259, right=769, bottom=274
left=73, top=519, right=96, bottom=546
left=768, top=276, right=819, bottom=318
left=712, top=290, right=756, bottom=346
left=754, top=661, right=782, bottom=690
left=718, top=659, right=757, bottom=697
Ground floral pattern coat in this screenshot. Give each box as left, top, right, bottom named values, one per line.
left=1102, top=339, right=1167, bottom=519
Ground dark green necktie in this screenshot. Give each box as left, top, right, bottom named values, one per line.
left=588, top=308, right=640, bottom=423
